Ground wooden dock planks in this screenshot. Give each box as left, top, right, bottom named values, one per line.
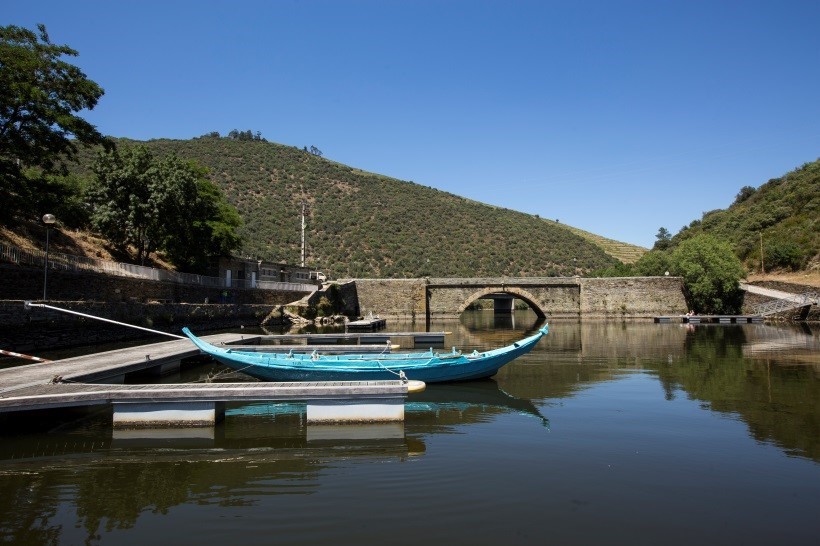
left=0, top=333, right=247, bottom=394
left=0, top=380, right=423, bottom=413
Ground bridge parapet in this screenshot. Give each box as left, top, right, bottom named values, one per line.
left=427, top=277, right=580, bottom=287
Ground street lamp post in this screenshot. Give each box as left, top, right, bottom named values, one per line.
left=42, top=214, right=56, bottom=301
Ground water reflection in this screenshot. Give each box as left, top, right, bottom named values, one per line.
left=408, top=380, right=549, bottom=429
left=1, top=316, right=818, bottom=545
left=490, top=318, right=820, bottom=462
left=0, top=379, right=551, bottom=544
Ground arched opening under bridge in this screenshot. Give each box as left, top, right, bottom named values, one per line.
left=457, top=287, right=547, bottom=320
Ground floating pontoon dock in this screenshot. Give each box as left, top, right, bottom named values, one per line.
left=654, top=315, right=764, bottom=324
left=0, top=331, right=425, bottom=426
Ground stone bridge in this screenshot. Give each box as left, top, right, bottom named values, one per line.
left=350, top=276, right=688, bottom=320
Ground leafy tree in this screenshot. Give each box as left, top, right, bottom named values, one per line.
left=87, top=145, right=160, bottom=261
left=763, top=239, right=804, bottom=271
left=734, top=185, right=756, bottom=204
left=670, top=234, right=745, bottom=314
left=157, top=157, right=242, bottom=272
left=633, top=250, right=672, bottom=276
left=227, top=129, right=265, bottom=142
left=87, top=145, right=242, bottom=271
left=653, top=227, right=672, bottom=250
left=35, top=172, right=93, bottom=227
left=0, top=24, right=107, bottom=218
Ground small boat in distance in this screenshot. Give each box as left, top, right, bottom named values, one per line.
left=182, top=325, right=549, bottom=383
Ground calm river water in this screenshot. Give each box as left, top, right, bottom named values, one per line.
left=1, top=312, right=819, bottom=545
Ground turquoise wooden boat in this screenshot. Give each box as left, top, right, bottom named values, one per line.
left=182, top=325, right=548, bottom=383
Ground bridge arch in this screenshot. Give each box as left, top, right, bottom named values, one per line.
left=456, top=286, right=547, bottom=319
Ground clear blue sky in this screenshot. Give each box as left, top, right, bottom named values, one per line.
left=7, top=0, right=820, bottom=248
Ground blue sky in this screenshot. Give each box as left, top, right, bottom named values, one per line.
left=7, top=0, right=819, bottom=248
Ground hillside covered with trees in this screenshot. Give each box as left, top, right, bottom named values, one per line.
left=666, top=159, right=819, bottom=272
left=594, top=159, right=819, bottom=314
left=69, top=136, right=620, bottom=278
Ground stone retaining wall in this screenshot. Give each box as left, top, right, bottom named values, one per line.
left=0, top=300, right=279, bottom=353
left=352, top=278, right=427, bottom=320
left=0, top=263, right=308, bottom=305
left=0, top=263, right=311, bottom=352
left=580, top=277, right=688, bottom=318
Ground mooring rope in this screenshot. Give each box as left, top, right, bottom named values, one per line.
left=373, top=359, right=407, bottom=382
left=197, top=363, right=259, bottom=383
left=24, top=301, right=184, bottom=339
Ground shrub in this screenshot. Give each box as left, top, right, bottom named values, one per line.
left=670, top=234, right=745, bottom=314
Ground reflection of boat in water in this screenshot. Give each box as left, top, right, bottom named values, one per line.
left=406, top=380, right=550, bottom=429
left=227, top=379, right=550, bottom=430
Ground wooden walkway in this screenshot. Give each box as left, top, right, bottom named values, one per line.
left=0, top=331, right=425, bottom=424
left=0, top=332, right=244, bottom=395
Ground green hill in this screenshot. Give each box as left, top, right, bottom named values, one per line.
left=70, top=136, right=625, bottom=278
left=670, top=159, right=819, bottom=270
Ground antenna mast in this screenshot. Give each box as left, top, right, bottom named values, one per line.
left=301, top=200, right=306, bottom=267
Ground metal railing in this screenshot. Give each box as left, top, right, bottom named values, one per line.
left=0, top=242, right=316, bottom=293
left=753, top=292, right=818, bottom=316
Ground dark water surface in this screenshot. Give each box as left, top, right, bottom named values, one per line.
left=1, top=312, right=819, bottom=545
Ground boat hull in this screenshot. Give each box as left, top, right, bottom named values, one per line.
left=182, top=326, right=548, bottom=384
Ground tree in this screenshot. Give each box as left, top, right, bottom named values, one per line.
left=633, top=250, right=672, bottom=276
left=87, top=146, right=160, bottom=262
left=155, top=156, right=242, bottom=271
left=87, top=145, right=242, bottom=272
left=653, top=227, right=672, bottom=250
left=734, top=185, right=756, bottom=205
left=0, top=24, right=107, bottom=215
left=670, top=234, right=745, bottom=314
